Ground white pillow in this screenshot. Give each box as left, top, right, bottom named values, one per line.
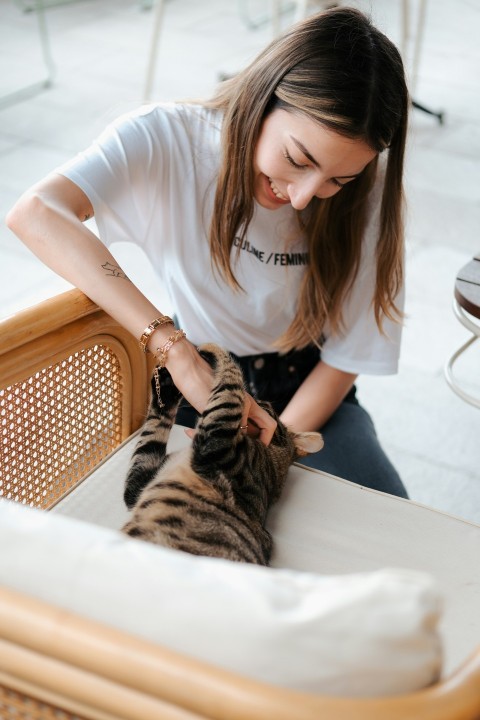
left=0, top=499, right=442, bottom=696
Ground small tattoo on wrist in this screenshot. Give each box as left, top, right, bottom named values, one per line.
left=102, top=261, right=129, bottom=280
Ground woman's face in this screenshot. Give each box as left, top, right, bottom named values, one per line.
left=253, top=108, right=377, bottom=211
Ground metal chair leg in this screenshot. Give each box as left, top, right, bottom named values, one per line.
left=412, top=99, right=444, bottom=124
left=0, top=0, right=56, bottom=110
left=444, top=300, right=480, bottom=409
left=143, top=0, right=166, bottom=102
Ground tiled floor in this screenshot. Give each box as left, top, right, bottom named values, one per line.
left=1, top=0, right=479, bottom=523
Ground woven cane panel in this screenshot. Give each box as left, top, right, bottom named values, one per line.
left=0, top=345, right=123, bottom=510
left=0, top=684, right=87, bottom=720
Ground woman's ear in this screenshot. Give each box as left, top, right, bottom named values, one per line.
left=293, top=431, right=324, bottom=456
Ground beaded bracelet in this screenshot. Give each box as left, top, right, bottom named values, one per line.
left=153, top=329, right=187, bottom=407
left=139, top=316, right=174, bottom=353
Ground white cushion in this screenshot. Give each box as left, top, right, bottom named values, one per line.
left=52, top=427, right=480, bottom=678
left=0, top=496, right=441, bottom=697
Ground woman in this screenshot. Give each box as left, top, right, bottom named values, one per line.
left=7, top=7, right=409, bottom=497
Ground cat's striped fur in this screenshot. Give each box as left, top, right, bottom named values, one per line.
left=122, top=344, right=323, bottom=565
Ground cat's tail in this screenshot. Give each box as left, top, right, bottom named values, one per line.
left=123, top=366, right=181, bottom=509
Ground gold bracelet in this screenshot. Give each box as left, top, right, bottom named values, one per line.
left=139, top=316, right=174, bottom=353
left=152, top=329, right=186, bottom=407
left=154, top=329, right=187, bottom=368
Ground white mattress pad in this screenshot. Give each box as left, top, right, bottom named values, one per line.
left=52, top=425, right=480, bottom=676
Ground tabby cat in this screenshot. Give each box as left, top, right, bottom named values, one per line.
left=122, top=344, right=323, bottom=565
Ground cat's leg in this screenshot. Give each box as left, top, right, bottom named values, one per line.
left=124, top=366, right=181, bottom=509
left=190, top=344, right=246, bottom=480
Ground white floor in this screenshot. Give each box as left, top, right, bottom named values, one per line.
left=1, top=0, right=479, bottom=523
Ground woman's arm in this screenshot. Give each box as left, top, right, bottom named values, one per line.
left=7, top=173, right=166, bottom=337
left=6, top=173, right=276, bottom=444
left=280, top=360, right=357, bottom=432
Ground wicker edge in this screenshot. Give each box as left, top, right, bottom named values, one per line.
left=0, top=585, right=480, bottom=720
left=1, top=290, right=100, bottom=355
left=0, top=289, right=149, bottom=437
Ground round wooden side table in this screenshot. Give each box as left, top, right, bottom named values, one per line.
left=445, top=253, right=480, bottom=408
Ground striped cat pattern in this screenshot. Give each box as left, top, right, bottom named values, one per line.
left=122, top=344, right=323, bottom=565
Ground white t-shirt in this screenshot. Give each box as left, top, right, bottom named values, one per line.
left=59, top=103, right=403, bottom=374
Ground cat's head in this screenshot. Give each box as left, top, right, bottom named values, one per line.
left=264, top=403, right=324, bottom=458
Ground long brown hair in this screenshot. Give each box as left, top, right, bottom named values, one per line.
left=206, top=7, right=409, bottom=351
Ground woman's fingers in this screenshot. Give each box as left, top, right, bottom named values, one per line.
left=243, top=393, right=277, bottom=446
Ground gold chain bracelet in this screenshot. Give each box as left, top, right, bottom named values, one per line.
left=152, top=329, right=187, bottom=407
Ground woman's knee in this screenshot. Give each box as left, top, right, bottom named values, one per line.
left=299, top=401, right=408, bottom=499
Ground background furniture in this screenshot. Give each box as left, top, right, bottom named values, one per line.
left=0, top=0, right=55, bottom=110
left=0, top=289, right=479, bottom=720
left=144, top=0, right=443, bottom=124
left=0, top=290, right=150, bottom=508
left=445, top=253, right=480, bottom=408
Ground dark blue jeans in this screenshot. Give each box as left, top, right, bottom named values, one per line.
left=175, top=346, right=408, bottom=499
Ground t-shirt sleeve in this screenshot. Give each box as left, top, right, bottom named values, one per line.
left=320, top=161, right=404, bottom=376
left=57, top=106, right=171, bottom=248
left=320, top=270, right=404, bottom=376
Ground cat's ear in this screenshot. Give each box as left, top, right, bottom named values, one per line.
left=293, top=431, right=324, bottom=456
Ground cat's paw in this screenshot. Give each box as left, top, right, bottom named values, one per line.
left=150, top=366, right=181, bottom=409
left=197, top=342, right=228, bottom=370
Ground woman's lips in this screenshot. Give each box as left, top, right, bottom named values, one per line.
left=264, top=175, right=290, bottom=204
left=269, top=177, right=288, bottom=201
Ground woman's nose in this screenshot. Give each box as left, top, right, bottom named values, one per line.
left=288, top=177, right=337, bottom=210
left=288, top=185, right=313, bottom=211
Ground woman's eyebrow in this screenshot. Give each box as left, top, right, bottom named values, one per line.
left=290, top=136, right=320, bottom=168
left=290, top=136, right=363, bottom=179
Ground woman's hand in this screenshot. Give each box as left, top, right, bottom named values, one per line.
left=165, top=338, right=215, bottom=415
left=165, top=339, right=276, bottom=446
left=240, top=392, right=277, bottom=446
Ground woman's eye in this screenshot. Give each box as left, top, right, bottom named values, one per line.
left=284, top=151, right=307, bottom=169
left=331, top=178, right=347, bottom=188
